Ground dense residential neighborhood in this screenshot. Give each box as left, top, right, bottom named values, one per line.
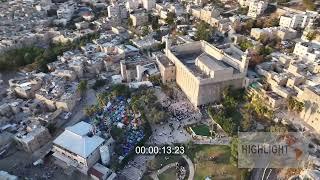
left=0, top=0, right=319, bottom=179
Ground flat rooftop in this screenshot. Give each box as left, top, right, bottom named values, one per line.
left=309, top=85, right=320, bottom=96
left=175, top=51, right=235, bottom=79
left=197, top=53, right=229, bottom=71
left=158, top=56, right=174, bottom=67
left=53, top=121, right=105, bottom=158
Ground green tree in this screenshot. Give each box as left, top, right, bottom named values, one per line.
left=238, top=7, right=249, bottom=15
left=241, top=111, right=252, bottom=131
left=249, top=95, right=274, bottom=119
left=238, top=39, right=253, bottom=51
left=77, top=80, right=87, bottom=96
left=141, top=26, right=150, bottom=36
left=128, top=18, right=133, bottom=27
left=84, top=105, right=98, bottom=116
left=149, top=15, right=159, bottom=30
left=230, top=137, right=239, bottom=166
left=269, top=125, right=288, bottom=133
left=157, top=42, right=166, bottom=50
left=165, top=12, right=176, bottom=25
left=111, top=84, right=130, bottom=97
left=306, top=31, right=317, bottom=41
left=303, top=0, right=316, bottom=10
left=258, top=46, right=274, bottom=56
left=0, top=32, right=100, bottom=72
left=93, top=79, right=107, bottom=90
left=130, top=97, right=143, bottom=113
left=242, top=19, right=255, bottom=33
left=295, top=101, right=304, bottom=113
left=263, top=17, right=280, bottom=28
left=195, top=21, right=213, bottom=41
left=258, top=34, right=270, bottom=45
left=97, top=92, right=108, bottom=109
left=110, top=126, right=125, bottom=143
left=287, top=97, right=304, bottom=113
left=149, top=75, right=162, bottom=86
left=208, top=109, right=237, bottom=135
left=222, top=95, right=237, bottom=114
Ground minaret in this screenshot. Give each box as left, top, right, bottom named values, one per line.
left=240, top=50, right=250, bottom=73
left=165, top=35, right=171, bottom=56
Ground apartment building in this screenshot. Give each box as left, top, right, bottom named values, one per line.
left=250, top=27, right=297, bottom=41
left=279, top=11, right=318, bottom=29
left=293, top=41, right=320, bottom=62
left=247, top=0, right=268, bottom=18
left=130, top=13, right=149, bottom=27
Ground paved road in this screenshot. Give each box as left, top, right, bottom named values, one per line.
left=119, top=154, right=155, bottom=180
left=192, top=137, right=230, bottom=145
left=183, top=155, right=194, bottom=180
left=64, top=88, right=96, bottom=127
left=148, top=155, right=194, bottom=180
left=31, top=89, right=97, bottom=162
left=150, top=163, right=176, bottom=180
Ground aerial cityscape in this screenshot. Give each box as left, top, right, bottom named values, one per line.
left=0, top=0, right=319, bottom=179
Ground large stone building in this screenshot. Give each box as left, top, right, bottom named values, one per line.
left=52, top=121, right=105, bottom=174
left=120, top=56, right=159, bottom=82
left=164, top=39, right=249, bottom=107
left=156, top=55, right=176, bottom=83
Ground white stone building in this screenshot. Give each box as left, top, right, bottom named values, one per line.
left=142, top=0, right=155, bottom=11
left=247, top=0, right=268, bottom=18
left=293, top=41, right=320, bottom=62
left=52, top=121, right=105, bottom=174
left=279, top=11, right=318, bottom=29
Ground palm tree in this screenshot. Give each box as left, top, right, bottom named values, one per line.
left=97, top=93, right=108, bottom=109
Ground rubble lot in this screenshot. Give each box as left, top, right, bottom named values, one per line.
left=0, top=145, right=90, bottom=180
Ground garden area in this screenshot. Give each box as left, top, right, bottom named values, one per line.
left=144, top=155, right=189, bottom=180
left=158, top=167, right=177, bottom=180
left=185, top=144, right=249, bottom=180
left=147, top=155, right=183, bottom=171
left=186, top=124, right=215, bottom=137
left=191, top=124, right=211, bottom=136
left=207, top=87, right=246, bottom=136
